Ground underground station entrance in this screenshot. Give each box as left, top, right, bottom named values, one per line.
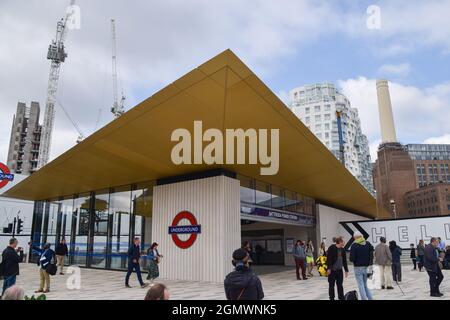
left=240, top=217, right=315, bottom=273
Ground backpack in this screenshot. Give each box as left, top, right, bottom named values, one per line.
left=344, top=290, right=358, bottom=300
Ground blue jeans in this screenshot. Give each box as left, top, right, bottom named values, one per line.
left=2, top=275, right=17, bottom=295
left=354, top=266, right=373, bottom=300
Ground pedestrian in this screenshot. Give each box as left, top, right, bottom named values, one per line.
left=55, top=238, right=68, bottom=275
left=1, top=238, right=24, bottom=295
left=144, top=283, right=170, bottom=300
left=306, top=240, right=315, bottom=277
left=326, top=236, right=349, bottom=301
left=319, top=242, right=327, bottom=257
left=125, top=237, right=148, bottom=288
left=349, top=231, right=374, bottom=300
left=224, top=248, right=264, bottom=300
left=241, top=241, right=253, bottom=265
left=374, top=237, right=393, bottom=289
left=293, top=240, right=307, bottom=280
left=146, top=242, right=163, bottom=281
left=32, top=242, right=55, bottom=293
left=410, top=243, right=417, bottom=270
left=389, top=240, right=402, bottom=282
left=444, top=246, right=450, bottom=270
left=1, top=285, right=25, bottom=300
left=424, top=237, right=444, bottom=297
left=417, top=239, right=425, bottom=272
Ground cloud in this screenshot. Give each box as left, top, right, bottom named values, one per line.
left=423, top=134, right=450, bottom=144
left=378, top=63, right=411, bottom=77
left=338, top=77, right=450, bottom=151
left=1, top=0, right=450, bottom=165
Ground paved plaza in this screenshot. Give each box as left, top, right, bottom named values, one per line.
left=12, top=262, right=450, bottom=300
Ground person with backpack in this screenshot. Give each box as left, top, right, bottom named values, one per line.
left=349, top=231, right=374, bottom=300
left=417, top=240, right=425, bottom=272
left=32, top=242, right=55, bottom=293
left=389, top=240, right=402, bottom=282
left=374, top=237, right=393, bottom=289
left=1, top=238, right=24, bottom=296
left=224, top=248, right=264, bottom=300
left=326, top=236, right=349, bottom=300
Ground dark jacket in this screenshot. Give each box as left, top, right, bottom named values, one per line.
left=1, top=246, right=24, bottom=277
left=350, top=241, right=374, bottom=267
left=326, top=244, right=348, bottom=272
left=127, top=244, right=141, bottom=263
left=390, top=246, right=402, bottom=263
left=410, top=248, right=416, bottom=259
left=55, top=243, right=68, bottom=256
left=224, top=267, right=264, bottom=300
left=32, top=246, right=55, bottom=269
left=424, top=244, right=439, bottom=273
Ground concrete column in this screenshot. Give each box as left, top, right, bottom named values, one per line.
left=376, top=80, right=397, bottom=143
left=151, top=175, right=241, bottom=283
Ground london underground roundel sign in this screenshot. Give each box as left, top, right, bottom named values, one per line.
left=168, top=211, right=201, bottom=249
left=0, top=162, right=14, bottom=189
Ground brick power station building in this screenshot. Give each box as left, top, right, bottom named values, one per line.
left=372, top=80, right=450, bottom=218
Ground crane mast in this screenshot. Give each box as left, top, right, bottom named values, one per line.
left=37, top=0, right=75, bottom=169
left=111, top=19, right=125, bottom=118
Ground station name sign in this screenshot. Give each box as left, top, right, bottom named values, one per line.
left=241, top=205, right=315, bottom=226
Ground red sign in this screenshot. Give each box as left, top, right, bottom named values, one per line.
left=0, top=162, right=14, bottom=189
left=168, top=211, right=201, bottom=249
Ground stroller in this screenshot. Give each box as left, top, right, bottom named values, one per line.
left=316, top=255, right=328, bottom=276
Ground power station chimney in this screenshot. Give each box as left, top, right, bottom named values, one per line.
left=376, top=79, right=397, bottom=143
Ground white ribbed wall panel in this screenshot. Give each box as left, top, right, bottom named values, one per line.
left=152, top=176, right=241, bottom=283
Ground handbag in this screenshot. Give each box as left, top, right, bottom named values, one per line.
left=46, top=263, right=57, bottom=276
left=45, top=252, right=57, bottom=276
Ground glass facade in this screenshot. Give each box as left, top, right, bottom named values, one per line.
left=237, top=174, right=316, bottom=217
left=29, top=174, right=316, bottom=270
left=30, top=182, right=154, bottom=271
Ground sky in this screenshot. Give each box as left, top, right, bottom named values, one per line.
left=0, top=0, right=449, bottom=164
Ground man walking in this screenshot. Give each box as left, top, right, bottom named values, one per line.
left=374, top=237, right=393, bottom=290
left=326, top=237, right=348, bottom=300
left=424, top=237, right=444, bottom=297
left=1, top=238, right=24, bottom=296
left=125, top=237, right=148, bottom=288
left=350, top=231, right=374, bottom=300
left=293, top=240, right=307, bottom=280
left=55, top=238, right=68, bottom=275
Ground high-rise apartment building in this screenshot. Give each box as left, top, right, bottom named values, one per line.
left=289, top=83, right=374, bottom=195
left=7, top=101, right=42, bottom=175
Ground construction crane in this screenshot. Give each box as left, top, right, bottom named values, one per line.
left=110, top=19, right=126, bottom=118
left=336, top=107, right=346, bottom=166
left=55, top=98, right=85, bottom=143
left=37, top=0, right=76, bottom=169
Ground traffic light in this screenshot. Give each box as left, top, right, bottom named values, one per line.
left=2, top=223, right=13, bottom=234
left=17, top=218, right=24, bottom=234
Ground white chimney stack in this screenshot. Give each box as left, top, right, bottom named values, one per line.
left=376, top=79, right=397, bottom=143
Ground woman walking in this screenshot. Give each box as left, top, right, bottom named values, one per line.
left=319, top=242, right=327, bottom=257
left=417, top=240, right=425, bottom=272
left=146, top=242, right=163, bottom=281
left=306, top=240, right=315, bottom=277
